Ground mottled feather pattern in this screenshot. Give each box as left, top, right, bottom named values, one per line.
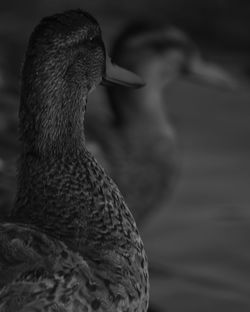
left=10, top=149, right=148, bottom=312
left=0, top=220, right=148, bottom=311
left=0, top=223, right=103, bottom=311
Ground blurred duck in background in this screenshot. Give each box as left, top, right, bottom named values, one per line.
left=86, top=23, right=237, bottom=228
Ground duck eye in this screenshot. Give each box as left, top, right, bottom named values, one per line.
left=88, top=36, right=102, bottom=45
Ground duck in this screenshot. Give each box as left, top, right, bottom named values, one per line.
left=86, top=23, right=237, bottom=228
left=0, top=10, right=149, bottom=312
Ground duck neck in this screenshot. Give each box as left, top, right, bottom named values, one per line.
left=19, top=51, right=87, bottom=157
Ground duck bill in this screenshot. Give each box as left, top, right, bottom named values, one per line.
left=101, top=56, right=145, bottom=88
left=188, top=57, right=238, bottom=90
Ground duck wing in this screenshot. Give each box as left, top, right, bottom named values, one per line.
left=0, top=222, right=83, bottom=311
left=0, top=223, right=143, bottom=312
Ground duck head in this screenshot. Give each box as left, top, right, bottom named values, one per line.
left=19, top=10, right=143, bottom=155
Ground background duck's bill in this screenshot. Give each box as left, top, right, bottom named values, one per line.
left=187, top=57, right=238, bottom=90
left=101, top=56, right=145, bottom=88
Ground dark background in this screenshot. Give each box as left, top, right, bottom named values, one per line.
left=0, top=1, right=250, bottom=311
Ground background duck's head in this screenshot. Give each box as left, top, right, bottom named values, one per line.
left=110, top=23, right=236, bottom=90
left=20, top=10, right=143, bottom=155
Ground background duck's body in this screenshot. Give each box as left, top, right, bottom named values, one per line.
left=0, top=10, right=149, bottom=311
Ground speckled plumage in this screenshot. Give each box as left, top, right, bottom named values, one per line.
left=0, top=222, right=147, bottom=312
left=0, top=10, right=149, bottom=311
